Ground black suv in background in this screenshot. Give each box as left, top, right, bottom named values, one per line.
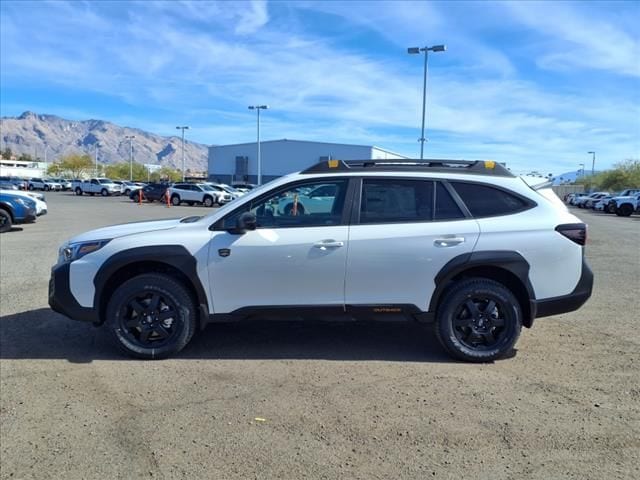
left=129, top=183, right=169, bottom=202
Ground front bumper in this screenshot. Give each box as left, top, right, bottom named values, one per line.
left=535, top=258, right=594, bottom=318
left=48, top=262, right=98, bottom=323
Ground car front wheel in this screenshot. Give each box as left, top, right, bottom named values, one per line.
left=617, top=204, right=633, bottom=217
left=101, top=189, right=109, bottom=196
left=435, top=278, right=522, bottom=362
left=0, top=209, right=12, bottom=233
left=75, top=188, right=83, bottom=196
left=106, top=273, right=197, bottom=359
left=171, top=195, right=181, bottom=206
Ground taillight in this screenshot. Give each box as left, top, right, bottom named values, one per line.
left=556, top=223, right=587, bottom=246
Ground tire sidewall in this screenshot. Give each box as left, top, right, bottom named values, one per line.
left=436, top=279, right=522, bottom=362
left=171, top=195, right=181, bottom=206
left=0, top=209, right=12, bottom=233
left=106, top=274, right=196, bottom=359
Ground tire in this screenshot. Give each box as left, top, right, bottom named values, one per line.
left=284, top=202, right=305, bottom=215
left=607, top=204, right=616, bottom=214
left=435, top=278, right=522, bottom=362
left=105, top=273, right=197, bottom=360
left=44, top=185, right=50, bottom=191
left=0, top=209, right=12, bottom=233
left=171, top=195, right=181, bottom=206
left=124, top=189, right=131, bottom=196
left=101, top=188, right=108, bottom=197
left=203, top=196, right=214, bottom=207
left=28, top=184, right=34, bottom=191
left=618, top=204, right=633, bottom=217
left=75, top=187, right=83, bottom=196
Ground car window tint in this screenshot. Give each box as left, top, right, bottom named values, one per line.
left=360, top=179, right=433, bottom=224
left=223, top=180, right=348, bottom=229
left=435, top=182, right=465, bottom=220
left=451, top=182, right=529, bottom=217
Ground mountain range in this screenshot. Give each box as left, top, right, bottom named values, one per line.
left=0, top=112, right=209, bottom=172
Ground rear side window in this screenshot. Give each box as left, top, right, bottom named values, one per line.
left=360, top=179, right=433, bottom=224
left=451, top=182, right=530, bottom=217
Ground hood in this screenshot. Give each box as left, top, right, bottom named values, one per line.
left=68, top=217, right=183, bottom=243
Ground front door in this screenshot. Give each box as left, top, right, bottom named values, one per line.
left=207, top=178, right=352, bottom=313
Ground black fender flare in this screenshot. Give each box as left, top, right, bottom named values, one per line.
left=429, top=251, right=536, bottom=326
left=93, top=245, right=209, bottom=325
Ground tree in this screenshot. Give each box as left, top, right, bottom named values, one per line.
left=1, top=147, right=12, bottom=159
left=574, top=159, right=640, bottom=191
left=104, top=162, right=148, bottom=181
left=52, top=154, right=95, bottom=179
left=150, top=166, right=182, bottom=183
left=17, top=153, right=33, bottom=162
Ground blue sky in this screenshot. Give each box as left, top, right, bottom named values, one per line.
left=1, top=0, right=638, bottom=174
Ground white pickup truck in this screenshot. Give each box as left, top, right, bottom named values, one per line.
left=72, top=178, right=122, bottom=196
left=610, top=193, right=640, bottom=217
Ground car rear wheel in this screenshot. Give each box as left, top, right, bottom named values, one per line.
left=75, top=188, right=83, bottom=196
left=101, top=188, right=109, bottom=196
left=106, top=273, right=197, bottom=359
left=171, top=195, right=181, bottom=206
left=203, top=196, right=214, bottom=207
left=435, top=278, right=522, bottom=362
left=0, top=209, right=12, bottom=233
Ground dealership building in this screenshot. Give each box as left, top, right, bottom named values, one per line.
left=207, top=139, right=408, bottom=184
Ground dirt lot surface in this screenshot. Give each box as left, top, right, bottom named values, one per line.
left=1, top=193, right=639, bottom=479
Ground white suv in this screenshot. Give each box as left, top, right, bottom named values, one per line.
left=49, top=159, right=593, bottom=362
left=168, top=183, right=222, bottom=207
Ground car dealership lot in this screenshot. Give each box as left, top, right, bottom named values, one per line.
left=1, top=194, right=638, bottom=479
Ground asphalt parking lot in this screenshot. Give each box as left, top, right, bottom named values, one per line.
left=1, top=193, right=639, bottom=480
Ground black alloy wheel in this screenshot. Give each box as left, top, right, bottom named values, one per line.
left=436, top=278, right=522, bottom=362
left=0, top=209, right=12, bottom=233
left=106, top=273, right=196, bottom=359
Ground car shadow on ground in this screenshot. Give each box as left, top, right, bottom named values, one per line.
left=0, top=308, right=454, bottom=363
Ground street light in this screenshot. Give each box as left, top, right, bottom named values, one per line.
left=94, top=142, right=101, bottom=177
left=587, top=151, right=596, bottom=178
left=125, top=135, right=136, bottom=181
left=578, top=163, right=585, bottom=179
left=248, top=105, right=269, bottom=185
left=176, top=126, right=190, bottom=182
left=407, top=44, right=446, bottom=159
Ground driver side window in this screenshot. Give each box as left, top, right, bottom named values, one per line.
left=222, top=180, right=348, bottom=229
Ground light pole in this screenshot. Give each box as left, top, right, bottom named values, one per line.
left=94, top=143, right=101, bottom=177
left=176, top=126, right=190, bottom=181
left=408, top=44, right=446, bottom=159
left=587, top=151, right=596, bottom=178
left=44, top=145, right=50, bottom=172
left=578, top=163, right=584, bottom=179
left=125, top=135, right=136, bottom=181
left=248, top=105, right=269, bottom=185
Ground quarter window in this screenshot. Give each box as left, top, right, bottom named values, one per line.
left=451, top=182, right=530, bottom=217
left=360, top=179, right=433, bottom=224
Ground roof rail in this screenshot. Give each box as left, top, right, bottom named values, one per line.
left=301, top=158, right=514, bottom=177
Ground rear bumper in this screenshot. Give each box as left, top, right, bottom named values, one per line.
left=535, top=258, right=593, bottom=318
left=48, top=262, right=98, bottom=323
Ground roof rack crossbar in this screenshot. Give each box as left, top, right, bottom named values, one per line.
left=301, top=158, right=513, bottom=177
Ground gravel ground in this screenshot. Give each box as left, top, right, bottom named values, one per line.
left=1, top=193, right=639, bottom=480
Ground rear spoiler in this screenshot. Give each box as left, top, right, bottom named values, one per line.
left=520, top=175, right=553, bottom=191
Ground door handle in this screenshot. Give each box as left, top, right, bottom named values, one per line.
left=434, top=237, right=465, bottom=247
left=313, top=240, right=344, bottom=250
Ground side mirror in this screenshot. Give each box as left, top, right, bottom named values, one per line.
left=230, top=212, right=257, bottom=234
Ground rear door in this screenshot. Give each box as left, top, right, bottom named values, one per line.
left=344, top=178, right=480, bottom=311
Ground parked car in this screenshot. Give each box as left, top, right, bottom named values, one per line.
left=0, top=189, right=48, bottom=216
left=129, top=183, right=168, bottom=202
left=231, top=182, right=256, bottom=192
left=0, top=192, right=37, bottom=232
left=202, top=184, right=234, bottom=204
left=610, top=193, right=640, bottom=217
left=72, top=178, right=122, bottom=196
left=49, top=158, right=593, bottom=362
left=0, top=181, right=18, bottom=190
left=116, top=181, right=138, bottom=196
left=168, top=183, right=222, bottom=207
left=573, top=192, right=609, bottom=208
left=0, top=176, right=28, bottom=190
left=29, top=178, right=62, bottom=191
left=48, top=178, right=73, bottom=191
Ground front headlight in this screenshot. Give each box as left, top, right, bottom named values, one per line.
left=58, top=239, right=111, bottom=264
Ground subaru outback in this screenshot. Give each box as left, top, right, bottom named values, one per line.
left=49, top=159, right=593, bottom=362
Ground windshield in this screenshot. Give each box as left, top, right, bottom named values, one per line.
left=221, top=185, right=239, bottom=193
left=97, top=178, right=113, bottom=184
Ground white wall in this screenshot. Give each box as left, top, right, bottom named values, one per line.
left=208, top=140, right=406, bottom=183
